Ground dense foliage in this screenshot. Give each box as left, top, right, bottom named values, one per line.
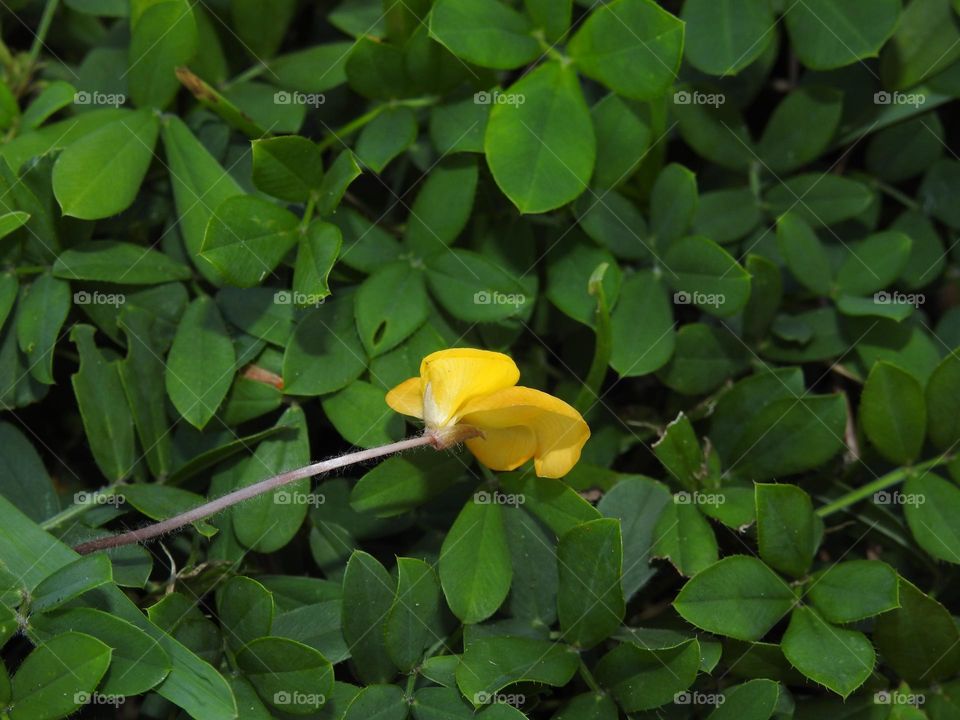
left=2, top=0, right=960, bottom=718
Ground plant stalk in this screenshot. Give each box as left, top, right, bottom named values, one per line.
left=73, top=431, right=473, bottom=554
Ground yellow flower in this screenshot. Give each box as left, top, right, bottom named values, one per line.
left=385, top=348, right=590, bottom=478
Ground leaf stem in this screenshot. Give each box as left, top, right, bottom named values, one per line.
left=574, top=263, right=612, bottom=414
left=73, top=431, right=471, bottom=554
left=40, top=486, right=121, bottom=530
left=316, top=96, right=437, bottom=152
left=24, top=0, right=60, bottom=87
left=816, top=454, right=953, bottom=518
left=873, top=179, right=921, bottom=211
left=578, top=658, right=603, bottom=695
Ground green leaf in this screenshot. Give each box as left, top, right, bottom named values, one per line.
left=128, top=0, right=197, bottom=108
left=232, top=406, right=310, bottom=553
left=881, top=0, right=960, bottom=89
left=598, top=477, right=672, bottom=598
left=557, top=518, right=624, bottom=648
left=8, top=632, right=111, bottom=720
left=252, top=136, right=324, bottom=203
left=384, top=558, right=444, bottom=672
left=776, top=212, right=832, bottom=295
left=425, top=249, right=529, bottom=323
left=355, top=107, right=418, bottom=173
left=343, top=684, right=408, bottom=720
left=0, top=211, right=29, bottom=241
left=52, top=109, right=159, bottom=219
left=729, top=394, right=847, bottom=481
left=786, top=0, right=900, bottom=70
left=765, top=174, right=873, bottom=228
left=405, top=156, right=478, bottom=255
left=552, top=692, right=619, bottom=720
left=692, top=187, right=761, bottom=245
left=201, top=196, right=300, bottom=288
left=293, top=221, right=341, bottom=302
left=806, top=560, right=899, bottom=624
left=439, top=499, right=512, bottom=623
left=657, top=322, right=744, bottom=396
left=429, top=96, right=488, bottom=155
left=650, top=163, right=698, bottom=247
left=269, top=42, right=353, bottom=93
left=31, top=554, right=112, bottom=613
left=484, top=61, right=594, bottom=214
left=674, top=555, right=795, bottom=641
left=351, top=453, right=462, bottom=517
left=216, top=576, right=274, bottom=651
left=322, top=379, right=404, bottom=448
left=681, top=0, right=774, bottom=76
left=0, top=422, right=58, bottom=522
left=860, top=361, right=925, bottom=464
left=160, top=116, right=243, bottom=282
left=546, top=242, right=620, bottom=326
left=15, top=274, right=69, bottom=387
left=672, top=92, right=755, bottom=171
left=609, top=270, right=675, bottom=377
left=662, top=235, right=751, bottom=317
left=455, top=636, right=578, bottom=704
left=834, top=231, right=912, bottom=297
left=755, top=483, right=822, bottom=578
left=500, top=472, right=602, bottom=536
left=428, top=0, right=538, bottom=69
left=653, top=413, right=702, bottom=489
left=781, top=606, right=874, bottom=698
left=708, top=679, right=782, bottom=720
left=875, top=577, right=960, bottom=682
left=412, top=686, right=475, bottom=719
left=590, top=94, right=650, bottom=190
left=316, top=150, right=363, bottom=217
left=237, top=636, right=333, bottom=714
left=53, top=241, right=192, bottom=284
left=757, top=87, right=843, bottom=173
left=925, top=350, right=960, bottom=450
left=594, top=638, right=700, bottom=712
left=342, top=551, right=398, bottom=684
left=29, top=608, right=171, bottom=696
left=503, top=504, right=559, bottom=626
left=903, top=471, right=960, bottom=564
left=165, top=296, right=235, bottom=429
left=283, top=294, right=367, bottom=395
left=355, top=262, right=429, bottom=356
left=652, top=498, right=719, bottom=577
left=568, top=0, right=684, bottom=100
left=69, top=324, right=136, bottom=481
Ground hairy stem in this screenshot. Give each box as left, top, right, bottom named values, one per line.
left=73, top=430, right=475, bottom=554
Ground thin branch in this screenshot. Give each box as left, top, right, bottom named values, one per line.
left=74, top=428, right=480, bottom=555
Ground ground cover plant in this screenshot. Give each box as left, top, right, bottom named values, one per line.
left=2, top=0, right=960, bottom=718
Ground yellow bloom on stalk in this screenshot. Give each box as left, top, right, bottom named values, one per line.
left=386, top=348, right=590, bottom=478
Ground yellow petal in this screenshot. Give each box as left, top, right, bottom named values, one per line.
left=419, top=348, right=519, bottom=427
left=385, top=376, right=424, bottom=418
left=459, top=386, right=590, bottom=478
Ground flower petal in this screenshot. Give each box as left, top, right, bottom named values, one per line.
left=459, top=386, right=590, bottom=478
left=420, top=348, right=519, bottom=426
left=385, top=376, right=424, bottom=418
